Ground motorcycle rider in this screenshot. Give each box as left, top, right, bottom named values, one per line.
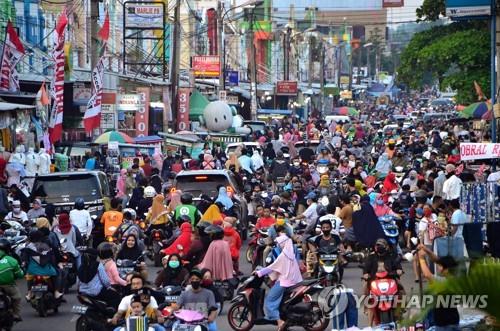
left=173, top=193, right=201, bottom=226
left=270, top=151, right=289, bottom=192
left=137, top=186, right=156, bottom=220
left=5, top=200, right=28, bottom=222
left=0, top=238, right=24, bottom=322
left=173, top=269, right=218, bottom=331
left=101, top=197, right=124, bottom=240
left=362, top=238, right=403, bottom=284
left=310, top=218, right=344, bottom=280
left=69, top=197, right=93, bottom=244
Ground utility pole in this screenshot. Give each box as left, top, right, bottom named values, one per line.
left=337, top=44, right=342, bottom=89
left=170, top=0, right=181, bottom=129
left=90, top=0, right=99, bottom=69
left=319, top=41, right=325, bottom=115
left=308, top=34, right=313, bottom=88
left=218, top=0, right=224, bottom=93
left=250, top=10, right=258, bottom=120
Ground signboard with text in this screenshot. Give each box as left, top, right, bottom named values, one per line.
left=101, top=104, right=117, bottom=130
left=225, top=70, right=239, bottom=86
left=177, top=88, right=190, bottom=131
left=135, top=87, right=150, bottom=137
left=446, top=0, right=491, bottom=18
left=460, top=143, right=500, bottom=161
left=192, top=55, right=220, bottom=77
left=276, top=81, right=298, bottom=96
left=383, top=0, right=404, bottom=7
left=125, top=3, right=164, bottom=28
left=117, top=94, right=141, bottom=111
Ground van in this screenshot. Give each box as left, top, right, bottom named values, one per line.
left=325, top=116, right=351, bottom=125
left=423, top=112, right=456, bottom=123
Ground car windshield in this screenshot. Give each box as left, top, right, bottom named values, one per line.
left=244, top=122, right=266, bottom=133
left=175, top=174, right=231, bottom=198
left=32, top=174, right=101, bottom=203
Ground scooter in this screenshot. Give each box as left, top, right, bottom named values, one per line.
left=317, top=245, right=341, bottom=286
left=378, top=215, right=400, bottom=247
left=171, top=309, right=208, bottom=331
left=246, top=225, right=270, bottom=268
left=116, top=252, right=147, bottom=279
left=366, top=271, right=399, bottom=325
left=227, top=275, right=330, bottom=331
left=72, top=294, right=117, bottom=331
left=29, top=275, right=62, bottom=317
left=0, top=288, right=16, bottom=331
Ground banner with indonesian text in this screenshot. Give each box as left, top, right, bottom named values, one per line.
left=460, top=143, right=500, bottom=161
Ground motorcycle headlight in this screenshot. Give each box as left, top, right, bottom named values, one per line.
left=322, top=265, right=336, bottom=273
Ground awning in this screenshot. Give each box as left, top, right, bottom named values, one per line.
left=257, top=109, right=292, bottom=115
left=0, top=102, right=36, bottom=111
left=134, top=135, right=163, bottom=144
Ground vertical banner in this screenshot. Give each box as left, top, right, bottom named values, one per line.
left=177, top=88, right=190, bottom=131
left=0, top=21, right=26, bottom=92
left=83, top=56, right=105, bottom=132
left=48, top=12, right=68, bottom=144
left=135, top=87, right=150, bottom=137
left=206, top=8, right=217, bottom=55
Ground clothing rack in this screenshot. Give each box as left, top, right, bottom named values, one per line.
left=460, top=182, right=500, bottom=223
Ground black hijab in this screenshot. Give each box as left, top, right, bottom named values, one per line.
left=117, top=234, right=143, bottom=261
left=352, top=196, right=386, bottom=248
left=78, top=250, right=100, bottom=283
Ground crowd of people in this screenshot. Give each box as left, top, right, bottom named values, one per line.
left=0, top=94, right=498, bottom=331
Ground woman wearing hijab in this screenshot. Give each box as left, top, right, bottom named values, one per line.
left=251, top=150, right=264, bottom=172
left=263, top=142, right=276, bottom=163
left=116, top=169, right=128, bottom=207
left=215, top=186, right=233, bottom=211
left=167, top=190, right=182, bottom=212
left=53, top=213, right=80, bottom=266
left=146, top=194, right=170, bottom=229
left=223, top=222, right=242, bottom=274
left=352, top=196, right=386, bottom=248
left=116, top=234, right=147, bottom=279
left=382, top=172, right=399, bottom=194
left=225, top=152, right=240, bottom=172
left=155, top=254, right=188, bottom=288
left=255, top=234, right=303, bottom=329
left=373, top=194, right=395, bottom=217
left=198, top=226, right=234, bottom=281
left=375, top=153, right=392, bottom=178
left=201, top=204, right=224, bottom=223
left=161, top=222, right=192, bottom=256
left=202, top=153, right=216, bottom=170
left=78, top=249, right=121, bottom=308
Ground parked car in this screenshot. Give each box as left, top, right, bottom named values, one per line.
left=225, top=142, right=262, bottom=156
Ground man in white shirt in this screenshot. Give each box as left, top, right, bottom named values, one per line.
left=442, top=164, right=462, bottom=201
left=293, top=191, right=318, bottom=235
left=5, top=200, right=28, bottom=222
left=69, top=198, right=93, bottom=238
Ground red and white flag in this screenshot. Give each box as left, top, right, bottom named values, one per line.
left=0, top=21, right=25, bottom=92
left=48, top=12, right=68, bottom=143
left=83, top=10, right=109, bottom=133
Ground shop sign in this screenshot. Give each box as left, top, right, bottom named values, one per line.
left=227, top=95, right=239, bottom=105
left=73, top=84, right=91, bottom=102
left=340, top=76, right=350, bottom=85
left=225, top=70, right=239, bottom=86
left=276, top=81, right=298, bottom=96
left=446, top=0, right=491, bottom=18
left=460, top=143, right=500, bottom=161
left=135, top=87, right=150, bottom=137
left=177, top=88, right=190, bottom=131
left=117, top=94, right=141, bottom=111
left=192, top=55, right=220, bottom=77
left=101, top=104, right=116, bottom=130
left=340, top=90, right=353, bottom=99
left=383, top=0, right=404, bottom=7
left=125, top=3, right=164, bottom=28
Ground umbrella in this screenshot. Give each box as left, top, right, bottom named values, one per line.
left=458, top=102, right=492, bottom=120
left=94, top=130, right=134, bottom=144
left=334, top=106, right=359, bottom=116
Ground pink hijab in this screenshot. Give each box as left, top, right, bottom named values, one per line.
left=373, top=194, right=391, bottom=217
left=116, top=169, right=127, bottom=197
left=266, top=235, right=302, bottom=286
left=198, top=239, right=234, bottom=281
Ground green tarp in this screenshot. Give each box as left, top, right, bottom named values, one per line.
left=189, top=90, right=209, bottom=121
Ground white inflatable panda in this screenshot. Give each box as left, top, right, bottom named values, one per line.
left=200, top=101, right=251, bottom=134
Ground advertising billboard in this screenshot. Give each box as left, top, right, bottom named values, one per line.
left=446, top=0, right=491, bottom=18
left=192, top=55, right=220, bottom=77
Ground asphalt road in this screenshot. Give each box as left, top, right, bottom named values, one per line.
left=14, top=243, right=418, bottom=331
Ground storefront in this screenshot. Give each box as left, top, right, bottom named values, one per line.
left=0, top=102, right=36, bottom=150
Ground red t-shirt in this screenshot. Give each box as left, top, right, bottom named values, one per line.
left=255, top=216, right=276, bottom=230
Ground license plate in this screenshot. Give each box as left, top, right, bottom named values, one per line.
left=31, top=285, right=48, bottom=292
left=71, top=305, right=88, bottom=314
left=214, top=281, right=230, bottom=289
left=119, top=267, right=134, bottom=273
left=320, top=254, right=337, bottom=260
left=164, top=296, right=179, bottom=302
left=62, top=262, right=73, bottom=268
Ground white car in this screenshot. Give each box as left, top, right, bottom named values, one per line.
left=225, top=142, right=262, bottom=156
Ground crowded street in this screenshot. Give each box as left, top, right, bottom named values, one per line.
left=0, top=0, right=500, bottom=331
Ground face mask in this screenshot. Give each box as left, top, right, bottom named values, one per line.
left=322, top=230, right=331, bottom=237
left=132, top=174, right=137, bottom=178
left=293, top=162, right=300, bottom=167
left=168, top=260, right=180, bottom=269
left=376, top=245, right=387, bottom=255
left=13, top=207, right=20, bottom=212
left=376, top=200, right=384, bottom=206
left=349, top=161, right=356, bottom=168
left=424, top=209, right=433, bottom=217
left=410, top=176, right=416, bottom=180
left=191, top=281, right=201, bottom=290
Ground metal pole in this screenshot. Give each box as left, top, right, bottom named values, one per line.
left=218, top=0, right=224, bottom=94
left=250, top=10, right=258, bottom=120
left=319, top=41, right=325, bottom=115
left=492, top=2, right=497, bottom=170
left=171, top=0, right=181, bottom=130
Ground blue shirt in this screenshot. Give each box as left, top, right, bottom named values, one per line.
left=79, top=263, right=110, bottom=296
left=85, top=158, right=96, bottom=170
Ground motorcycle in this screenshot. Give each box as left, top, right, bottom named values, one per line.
left=213, top=279, right=238, bottom=313
left=378, top=215, right=400, bottom=247
left=171, top=309, right=208, bottom=331
left=227, top=275, right=329, bottom=331
left=367, top=271, right=400, bottom=325
left=149, top=227, right=168, bottom=267
left=274, top=177, right=287, bottom=193
left=317, top=245, right=341, bottom=286
left=246, top=225, right=270, bottom=268
left=72, top=294, right=117, bottom=331
left=0, top=288, right=15, bottom=331
left=116, top=252, right=146, bottom=279
left=59, top=238, right=77, bottom=292
left=29, top=275, right=61, bottom=317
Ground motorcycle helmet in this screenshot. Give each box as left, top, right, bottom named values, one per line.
left=204, top=225, right=224, bottom=240
left=98, top=243, right=114, bottom=260
left=316, top=204, right=327, bottom=217
left=144, top=186, right=157, bottom=198
left=375, top=238, right=389, bottom=255
left=123, top=208, right=137, bottom=220
left=0, top=238, right=11, bottom=254
left=180, top=193, right=193, bottom=205
left=74, top=197, right=85, bottom=210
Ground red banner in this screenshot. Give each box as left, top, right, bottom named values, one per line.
left=206, top=9, right=217, bottom=55
left=0, top=21, right=25, bottom=92
left=276, top=81, right=298, bottom=95
left=382, top=0, right=404, bottom=7
left=49, top=13, right=68, bottom=144
left=135, top=87, right=150, bottom=137
left=192, top=55, right=220, bottom=77
left=177, top=88, right=190, bottom=131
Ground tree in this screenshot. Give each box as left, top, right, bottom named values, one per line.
left=398, top=22, right=490, bottom=104
left=416, top=0, right=446, bottom=22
